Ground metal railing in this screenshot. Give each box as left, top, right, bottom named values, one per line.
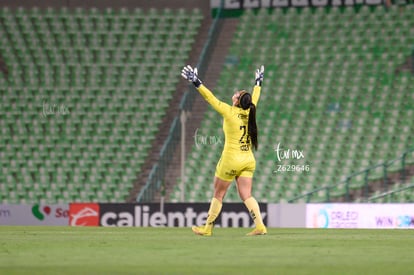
left=136, top=118, right=180, bottom=202
left=288, top=148, right=414, bottom=203
left=366, top=182, right=414, bottom=202
left=136, top=1, right=225, bottom=202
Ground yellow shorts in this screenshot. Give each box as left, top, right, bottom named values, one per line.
left=215, top=152, right=256, bottom=182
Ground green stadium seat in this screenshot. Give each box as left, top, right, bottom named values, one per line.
left=171, top=5, right=414, bottom=203
left=0, top=7, right=203, bottom=204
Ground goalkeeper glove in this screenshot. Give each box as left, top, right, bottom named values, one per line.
left=181, top=65, right=202, bottom=88
left=255, top=65, right=264, bottom=86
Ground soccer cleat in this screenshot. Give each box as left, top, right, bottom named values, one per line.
left=192, top=225, right=212, bottom=236
left=246, top=226, right=267, bottom=236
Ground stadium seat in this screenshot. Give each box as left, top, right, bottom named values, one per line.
left=170, top=5, right=414, bottom=203
left=0, top=7, right=203, bottom=203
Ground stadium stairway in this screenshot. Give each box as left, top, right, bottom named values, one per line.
left=152, top=18, right=240, bottom=202
left=126, top=6, right=213, bottom=202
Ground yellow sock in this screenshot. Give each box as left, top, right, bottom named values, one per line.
left=244, top=197, right=264, bottom=228
left=205, top=197, right=222, bottom=230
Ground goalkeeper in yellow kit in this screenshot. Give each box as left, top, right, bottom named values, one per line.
left=181, top=65, right=267, bottom=236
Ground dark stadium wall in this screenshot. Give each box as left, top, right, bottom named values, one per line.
left=1, top=0, right=208, bottom=10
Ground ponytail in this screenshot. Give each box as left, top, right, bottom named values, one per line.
left=238, top=92, right=259, bottom=151
left=248, top=103, right=258, bottom=151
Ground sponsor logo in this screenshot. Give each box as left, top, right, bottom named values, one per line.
left=69, top=203, right=100, bottom=226
left=225, top=169, right=237, bottom=177
left=238, top=114, right=248, bottom=120
left=312, top=205, right=359, bottom=228
left=32, top=204, right=69, bottom=221
left=397, top=215, right=414, bottom=227
left=99, top=204, right=267, bottom=228
left=375, top=216, right=395, bottom=227
left=375, top=215, right=414, bottom=228
left=313, top=207, right=330, bottom=228
left=32, top=205, right=51, bottom=221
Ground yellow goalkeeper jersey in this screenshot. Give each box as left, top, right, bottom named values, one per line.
left=196, top=84, right=261, bottom=155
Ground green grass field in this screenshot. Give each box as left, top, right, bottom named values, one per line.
left=1, top=227, right=414, bottom=275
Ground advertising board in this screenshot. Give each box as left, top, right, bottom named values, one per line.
left=307, top=204, right=414, bottom=229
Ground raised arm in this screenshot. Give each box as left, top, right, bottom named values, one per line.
left=252, top=65, right=264, bottom=106
left=181, top=65, right=231, bottom=115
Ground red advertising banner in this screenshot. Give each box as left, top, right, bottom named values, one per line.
left=69, top=203, right=100, bottom=226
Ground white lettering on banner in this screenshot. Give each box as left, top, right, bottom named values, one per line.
left=210, top=0, right=220, bottom=7
left=142, top=206, right=149, bottom=226
left=168, top=212, right=185, bottom=227
left=197, top=212, right=208, bottom=225
left=101, top=212, right=117, bottom=227
left=210, top=0, right=385, bottom=8
left=221, top=212, right=250, bottom=227
left=225, top=0, right=241, bottom=9
left=119, top=212, right=133, bottom=227
left=101, top=206, right=202, bottom=227
left=292, top=0, right=309, bottom=7
left=135, top=205, right=143, bottom=226
left=366, top=0, right=382, bottom=4
left=100, top=205, right=267, bottom=227
left=244, top=0, right=261, bottom=8
left=150, top=212, right=167, bottom=226
left=273, top=0, right=289, bottom=7
left=312, top=0, right=328, bottom=6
